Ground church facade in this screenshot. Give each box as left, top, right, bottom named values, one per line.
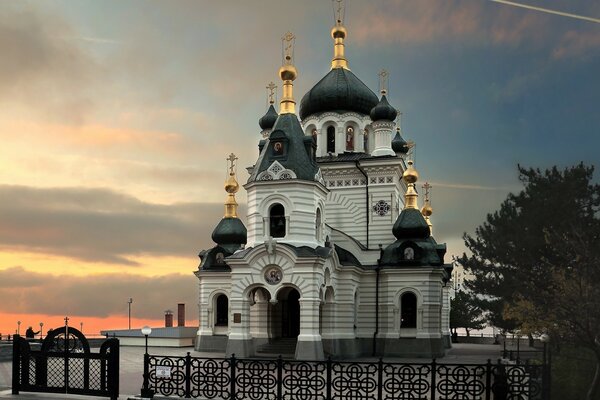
left=194, top=18, right=452, bottom=360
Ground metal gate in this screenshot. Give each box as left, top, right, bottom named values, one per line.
left=12, top=326, right=119, bottom=400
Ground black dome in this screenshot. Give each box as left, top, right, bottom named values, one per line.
left=211, top=217, right=247, bottom=252
left=392, top=130, right=409, bottom=153
left=392, top=208, right=430, bottom=240
left=370, top=95, right=397, bottom=122
left=299, top=68, right=379, bottom=120
left=259, top=104, right=278, bottom=130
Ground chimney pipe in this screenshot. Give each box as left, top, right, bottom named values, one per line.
left=164, top=310, right=173, bottom=328
left=177, top=303, right=185, bottom=327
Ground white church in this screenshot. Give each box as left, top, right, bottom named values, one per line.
left=194, top=13, right=452, bottom=360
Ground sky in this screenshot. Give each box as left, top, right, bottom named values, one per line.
left=0, top=0, right=599, bottom=336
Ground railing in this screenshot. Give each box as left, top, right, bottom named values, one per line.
left=146, top=354, right=547, bottom=400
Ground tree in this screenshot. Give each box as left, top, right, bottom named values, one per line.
left=457, top=164, right=600, bottom=399
left=449, top=290, right=485, bottom=338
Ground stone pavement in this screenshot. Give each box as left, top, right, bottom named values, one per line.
left=0, top=341, right=537, bottom=399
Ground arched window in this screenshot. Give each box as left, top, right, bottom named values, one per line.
left=315, top=208, right=322, bottom=240
left=363, top=129, right=369, bottom=152
left=327, top=126, right=335, bottom=154
left=269, top=203, right=286, bottom=238
left=215, top=294, right=229, bottom=327
left=401, top=292, right=417, bottom=329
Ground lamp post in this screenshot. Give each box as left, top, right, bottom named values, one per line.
left=540, top=333, right=550, bottom=399
left=17, top=321, right=21, bottom=336
left=141, top=326, right=153, bottom=399
left=39, top=322, right=44, bottom=340
left=128, top=298, right=133, bottom=330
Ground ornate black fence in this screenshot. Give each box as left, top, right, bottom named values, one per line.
left=12, top=327, right=119, bottom=400
left=146, top=353, right=547, bottom=400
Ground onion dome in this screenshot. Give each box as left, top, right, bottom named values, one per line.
left=392, top=128, right=409, bottom=154
left=299, top=68, right=379, bottom=120
left=259, top=104, right=278, bottom=130
left=392, top=160, right=430, bottom=240
left=370, top=95, right=397, bottom=122
left=212, top=154, right=247, bottom=252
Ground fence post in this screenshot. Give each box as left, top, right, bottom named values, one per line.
left=430, top=359, right=437, bottom=400
left=485, top=359, right=492, bottom=400
left=185, top=352, right=192, bottom=398
left=377, top=358, right=383, bottom=400
left=276, top=355, right=283, bottom=400
left=110, top=341, right=120, bottom=400
left=230, top=354, right=236, bottom=400
left=326, top=356, right=332, bottom=400
left=12, top=335, right=20, bottom=394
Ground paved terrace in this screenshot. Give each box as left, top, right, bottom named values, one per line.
left=0, top=341, right=538, bottom=399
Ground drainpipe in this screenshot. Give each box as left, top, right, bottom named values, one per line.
left=355, top=161, right=369, bottom=249
left=372, top=244, right=383, bottom=356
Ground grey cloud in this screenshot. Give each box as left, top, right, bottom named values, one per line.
left=0, top=267, right=196, bottom=320
left=0, top=185, right=246, bottom=265
left=0, top=3, right=99, bottom=123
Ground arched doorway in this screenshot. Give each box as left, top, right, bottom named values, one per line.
left=278, top=287, right=300, bottom=338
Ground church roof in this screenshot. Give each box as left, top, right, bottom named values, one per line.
left=211, top=217, right=247, bottom=253
left=248, top=113, right=320, bottom=183
left=198, top=246, right=232, bottom=272
left=392, top=130, right=409, bottom=154
left=299, top=68, right=379, bottom=120
left=259, top=104, right=278, bottom=130
left=370, top=95, right=397, bottom=122
left=392, top=208, right=431, bottom=240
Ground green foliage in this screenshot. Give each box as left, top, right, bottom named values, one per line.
left=551, top=346, right=600, bottom=400
left=457, top=163, right=600, bottom=398
left=449, top=290, right=485, bottom=334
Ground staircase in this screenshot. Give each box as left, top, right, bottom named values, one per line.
left=255, top=338, right=297, bottom=357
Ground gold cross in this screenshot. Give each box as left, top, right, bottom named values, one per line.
left=422, top=182, right=432, bottom=201
left=378, top=69, right=389, bottom=95
left=334, top=0, right=345, bottom=24
left=282, top=32, right=296, bottom=64
left=266, top=82, right=277, bottom=104
left=227, top=153, right=238, bottom=175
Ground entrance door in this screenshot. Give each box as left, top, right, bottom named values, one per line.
left=281, top=288, right=300, bottom=338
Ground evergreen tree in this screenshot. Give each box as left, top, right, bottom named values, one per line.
left=457, top=164, right=600, bottom=399
left=449, top=290, right=485, bottom=337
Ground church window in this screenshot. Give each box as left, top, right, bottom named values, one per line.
left=215, top=294, right=229, bottom=327
left=404, top=247, right=414, bottom=260
left=345, top=126, right=354, bottom=151
left=401, top=292, right=417, bottom=329
left=363, top=129, right=368, bottom=152
left=327, top=126, right=335, bottom=153
left=315, top=208, right=322, bottom=240
left=269, top=203, right=286, bottom=238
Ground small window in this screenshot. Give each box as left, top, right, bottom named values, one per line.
left=215, top=294, right=229, bottom=326
left=401, top=292, right=417, bottom=329
left=404, top=247, right=414, bottom=260
left=327, top=126, right=335, bottom=154
left=315, top=209, right=322, bottom=240
left=269, top=203, right=286, bottom=238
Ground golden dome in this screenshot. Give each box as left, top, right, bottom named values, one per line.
left=421, top=203, right=433, bottom=217
left=331, top=23, right=347, bottom=39
left=279, top=58, right=297, bottom=81
left=225, top=174, right=239, bottom=194
left=403, top=160, right=419, bottom=184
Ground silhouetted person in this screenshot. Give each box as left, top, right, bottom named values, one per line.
left=25, top=326, right=40, bottom=339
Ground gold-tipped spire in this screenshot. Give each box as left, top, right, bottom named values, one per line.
left=224, top=153, right=240, bottom=218
left=331, top=0, right=349, bottom=70
left=279, top=32, right=297, bottom=114
left=402, top=160, right=419, bottom=209
left=421, top=182, right=433, bottom=234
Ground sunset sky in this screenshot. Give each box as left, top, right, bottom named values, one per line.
left=1, top=0, right=599, bottom=335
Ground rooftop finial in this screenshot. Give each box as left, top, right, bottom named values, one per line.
left=421, top=182, right=433, bottom=233
left=330, top=0, right=349, bottom=70
left=402, top=160, right=419, bottom=209
left=378, top=69, right=389, bottom=95
left=266, top=82, right=277, bottom=105
left=224, top=153, right=240, bottom=218
left=279, top=32, right=298, bottom=114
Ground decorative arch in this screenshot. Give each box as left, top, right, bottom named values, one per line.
left=258, top=194, right=293, bottom=217
left=326, top=125, right=336, bottom=153
left=215, top=294, right=229, bottom=327
left=396, top=287, right=423, bottom=334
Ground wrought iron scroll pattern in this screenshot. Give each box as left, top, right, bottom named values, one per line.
left=146, top=355, right=547, bottom=400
